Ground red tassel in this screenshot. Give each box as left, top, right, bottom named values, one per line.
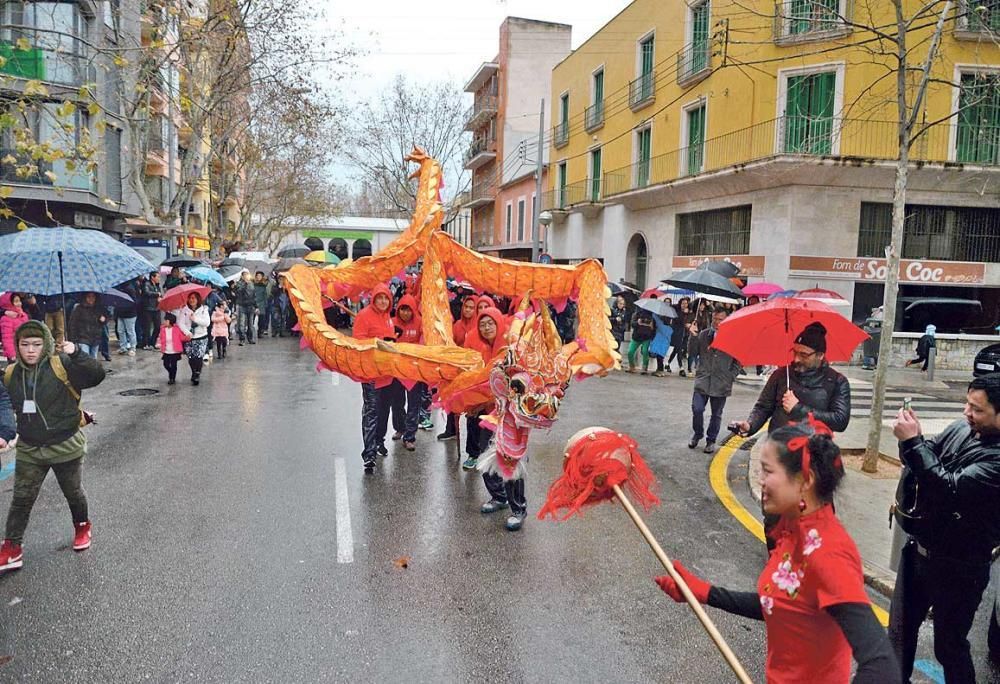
left=537, top=429, right=660, bottom=520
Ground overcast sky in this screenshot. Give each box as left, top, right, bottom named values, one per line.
left=326, top=1, right=633, bottom=97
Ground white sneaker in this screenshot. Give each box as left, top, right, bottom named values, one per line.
left=127, top=350, right=135, bottom=357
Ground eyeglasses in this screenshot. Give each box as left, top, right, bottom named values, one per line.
left=791, top=348, right=818, bottom=360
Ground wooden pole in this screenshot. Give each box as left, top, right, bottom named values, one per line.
left=611, top=484, right=753, bottom=684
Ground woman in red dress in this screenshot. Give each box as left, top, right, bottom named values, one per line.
left=656, top=417, right=900, bottom=683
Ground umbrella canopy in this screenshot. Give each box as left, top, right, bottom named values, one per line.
left=223, top=257, right=274, bottom=275
left=662, top=269, right=744, bottom=299
left=0, top=227, right=155, bottom=296
left=608, top=281, right=640, bottom=297
left=640, top=287, right=663, bottom=299
left=275, top=257, right=308, bottom=273
left=795, top=288, right=850, bottom=308
left=742, top=282, right=784, bottom=297
left=101, top=288, right=134, bottom=308
left=216, top=264, right=245, bottom=283
left=635, top=298, right=678, bottom=318
left=696, top=260, right=741, bottom=278
left=161, top=256, right=207, bottom=269
left=770, top=289, right=798, bottom=299
left=277, top=245, right=310, bottom=259
left=186, top=265, right=227, bottom=288
left=304, top=250, right=341, bottom=265
left=692, top=292, right=742, bottom=306
left=711, top=298, right=868, bottom=366
left=159, top=283, right=212, bottom=312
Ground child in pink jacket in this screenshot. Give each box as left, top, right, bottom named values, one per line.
left=0, top=293, right=30, bottom=362
left=210, top=301, right=232, bottom=360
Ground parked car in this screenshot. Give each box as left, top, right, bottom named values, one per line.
left=974, top=343, right=1000, bottom=377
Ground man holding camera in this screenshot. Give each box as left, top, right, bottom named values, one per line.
left=889, top=373, right=1000, bottom=682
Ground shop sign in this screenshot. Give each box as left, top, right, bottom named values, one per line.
left=302, top=229, right=374, bottom=241
left=788, top=256, right=985, bottom=285
left=74, top=211, right=102, bottom=230
left=671, top=255, right=766, bottom=277
left=177, top=236, right=211, bottom=252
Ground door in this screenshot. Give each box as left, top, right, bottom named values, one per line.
left=590, top=147, right=602, bottom=202
left=784, top=71, right=835, bottom=154
left=686, top=105, right=706, bottom=174
left=637, top=128, right=652, bottom=187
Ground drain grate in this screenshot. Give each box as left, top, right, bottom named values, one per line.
left=118, top=388, right=160, bottom=397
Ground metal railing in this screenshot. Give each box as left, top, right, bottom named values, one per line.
left=677, top=41, right=711, bottom=85
left=464, top=136, right=496, bottom=165
left=601, top=116, right=1000, bottom=199
left=955, top=0, right=1000, bottom=33
left=629, top=71, right=656, bottom=110
left=464, top=95, right=498, bottom=130
left=465, top=176, right=498, bottom=206
left=541, top=179, right=603, bottom=211
left=553, top=120, right=569, bottom=148
left=585, top=101, right=605, bottom=132
left=773, top=0, right=851, bottom=42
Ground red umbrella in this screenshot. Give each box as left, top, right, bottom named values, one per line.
left=794, top=287, right=850, bottom=307
left=711, top=298, right=868, bottom=371
left=159, top=283, right=211, bottom=312
left=741, top=282, right=784, bottom=297
left=640, top=287, right=663, bottom=299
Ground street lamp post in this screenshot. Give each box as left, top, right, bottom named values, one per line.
left=538, top=210, right=552, bottom=259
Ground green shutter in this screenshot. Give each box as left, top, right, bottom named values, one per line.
left=692, top=3, right=709, bottom=73
left=957, top=73, right=1000, bottom=163
left=594, top=71, right=604, bottom=104
left=687, top=105, right=706, bottom=174
left=590, top=148, right=602, bottom=201
left=558, top=162, right=567, bottom=208
left=637, top=129, right=651, bottom=187
left=784, top=72, right=834, bottom=154
left=641, top=38, right=654, bottom=76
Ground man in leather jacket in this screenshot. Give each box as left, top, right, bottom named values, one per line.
left=889, top=373, right=1000, bottom=683
left=733, top=322, right=851, bottom=547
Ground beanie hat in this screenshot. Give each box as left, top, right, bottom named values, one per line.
left=794, top=322, right=827, bottom=353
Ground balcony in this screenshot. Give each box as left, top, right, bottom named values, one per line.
left=464, top=62, right=499, bottom=93
left=541, top=179, right=604, bottom=212
left=955, top=0, right=1000, bottom=38
left=600, top=116, right=1000, bottom=200
left=584, top=101, right=605, bottom=132
left=463, top=177, right=497, bottom=208
left=629, top=72, right=656, bottom=111
left=773, top=0, right=851, bottom=44
left=464, top=94, right=498, bottom=131
left=677, top=42, right=712, bottom=86
left=0, top=44, right=94, bottom=87
left=553, top=121, right=569, bottom=148
left=464, top=137, right=497, bottom=171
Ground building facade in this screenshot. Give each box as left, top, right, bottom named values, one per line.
left=275, top=217, right=409, bottom=261
left=545, top=0, right=1000, bottom=331
left=463, top=17, right=571, bottom=260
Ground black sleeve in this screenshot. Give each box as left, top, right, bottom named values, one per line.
left=790, top=374, right=852, bottom=432
left=63, top=350, right=106, bottom=391
left=898, top=431, right=1000, bottom=515
left=747, top=371, right=781, bottom=434
left=707, top=586, right=764, bottom=621
left=0, top=382, right=16, bottom=442
left=825, top=603, right=901, bottom=683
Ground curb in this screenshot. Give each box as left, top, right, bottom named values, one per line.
left=745, top=438, right=896, bottom=599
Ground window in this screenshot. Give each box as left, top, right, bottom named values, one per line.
left=1, top=2, right=90, bottom=85
left=688, top=2, right=710, bottom=75
left=964, top=0, right=1000, bottom=31
left=788, top=0, right=839, bottom=35
left=956, top=72, right=1000, bottom=164
left=352, top=239, right=372, bottom=260
left=640, top=34, right=655, bottom=79
left=858, top=202, right=1000, bottom=263
left=783, top=70, right=836, bottom=154
left=517, top=199, right=525, bottom=241
left=589, top=147, right=602, bottom=202
left=505, top=203, right=513, bottom=242
left=635, top=127, right=652, bottom=188
left=105, top=127, right=121, bottom=202
left=586, top=69, right=605, bottom=130
left=630, top=34, right=655, bottom=107
left=677, top=206, right=752, bottom=256
left=685, top=104, right=706, bottom=175
left=557, top=162, right=567, bottom=209
left=555, top=92, right=570, bottom=146
left=593, top=69, right=604, bottom=109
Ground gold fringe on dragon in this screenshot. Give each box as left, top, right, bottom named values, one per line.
left=282, top=147, right=620, bottom=482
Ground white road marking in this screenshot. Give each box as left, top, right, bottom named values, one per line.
left=334, top=457, right=354, bottom=564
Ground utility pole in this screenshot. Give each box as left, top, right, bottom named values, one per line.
left=532, top=98, right=545, bottom=263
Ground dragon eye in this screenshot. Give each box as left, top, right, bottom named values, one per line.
left=510, top=378, right=526, bottom=394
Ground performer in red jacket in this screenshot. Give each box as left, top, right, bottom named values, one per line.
left=352, top=283, right=396, bottom=471
left=391, top=294, right=424, bottom=451
left=655, top=418, right=899, bottom=683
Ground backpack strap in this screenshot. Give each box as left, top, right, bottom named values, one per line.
left=49, top=355, right=81, bottom=402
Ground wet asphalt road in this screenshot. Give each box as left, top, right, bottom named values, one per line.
left=0, top=339, right=995, bottom=682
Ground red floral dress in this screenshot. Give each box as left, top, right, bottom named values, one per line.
left=757, top=504, right=870, bottom=683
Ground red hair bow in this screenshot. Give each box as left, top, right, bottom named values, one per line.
left=787, top=414, right=836, bottom=477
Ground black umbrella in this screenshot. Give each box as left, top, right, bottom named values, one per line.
left=635, top=298, right=678, bottom=318
left=696, top=260, right=741, bottom=278
left=101, top=288, right=134, bottom=308
left=161, top=256, right=207, bottom=269
left=275, top=257, right=308, bottom=273
left=277, top=245, right=310, bottom=259
left=662, top=269, right=744, bottom=300
left=608, top=281, right=640, bottom=298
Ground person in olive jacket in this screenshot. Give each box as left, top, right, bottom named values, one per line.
left=0, top=320, right=106, bottom=573
left=689, top=306, right=743, bottom=454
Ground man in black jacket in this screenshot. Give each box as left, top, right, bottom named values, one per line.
left=689, top=307, right=742, bottom=454
left=889, top=373, right=1000, bottom=683
left=139, top=272, right=162, bottom=350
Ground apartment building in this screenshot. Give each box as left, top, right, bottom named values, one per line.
left=0, top=0, right=142, bottom=235
left=463, top=17, right=571, bottom=260
left=545, top=0, right=1000, bottom=330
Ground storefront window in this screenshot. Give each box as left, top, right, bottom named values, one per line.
left=677, top=205, right=752, bottom=255
left=858, top=202, right=1000, bottom=263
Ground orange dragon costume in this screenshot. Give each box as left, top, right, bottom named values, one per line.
left=282, top=148, right=620, bottom=481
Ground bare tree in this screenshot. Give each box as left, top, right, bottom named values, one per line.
left=343, top=75, right=469, bottom=215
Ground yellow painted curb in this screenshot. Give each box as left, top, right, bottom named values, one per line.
left=709, top=438, right=890, bottom=627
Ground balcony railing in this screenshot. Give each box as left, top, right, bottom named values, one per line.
left=464, top=176, right=498, bottom=208
left=955, top=0, right=1000, bottom=35
left=600, top=116, right=999, bottom=199
left=464, top=137, right=497, bottom=170
left=541, top=178, right=604, bottom=212
left=464, top=94, right=498, bottom=131
left=0, top=148, right=97, bottom=193
left=629, top=71, right=656, bottom=110
left=0, top=44, right=95, bottom=87
left=677, top=42, right=711, bottom=85
left=552, top=121, right=569, bottom=148
left=773, top=0, right=851, bottom=43
left=585, top=101, right=605, bottom=132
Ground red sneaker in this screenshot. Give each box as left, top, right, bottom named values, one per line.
left=73, top=521, right=92, bottom=551
left=0, top=539, right=22, bottom=571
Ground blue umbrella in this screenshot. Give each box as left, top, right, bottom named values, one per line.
left=186, top=265, right=227, bottom=288
left=0, top=228, right=154, bottom=298
left=770, top=289, right=799, bottom=299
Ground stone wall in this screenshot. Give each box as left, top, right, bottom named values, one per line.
left=878, top=333, right=999, bottom=371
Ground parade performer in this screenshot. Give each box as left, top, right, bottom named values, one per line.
left=436, top=294, right=478, bottom=443
left=352, top=283, right=396, bottom=470
left=283, top=148, right=618, bottom=476
left=654, top=418, right=899, bottom=683
left=392, top=294, right=424, bottom=451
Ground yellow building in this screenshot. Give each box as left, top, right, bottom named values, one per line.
left=546, top=0, right=1000, bottom=330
